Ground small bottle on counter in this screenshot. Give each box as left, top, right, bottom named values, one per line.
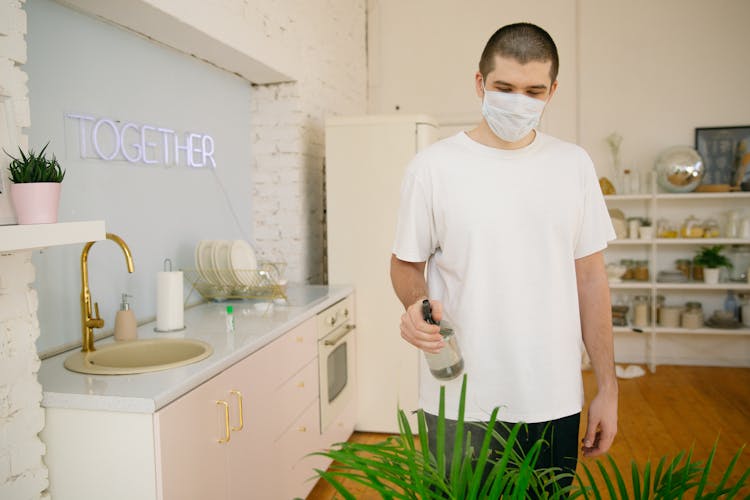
left=226, top=305, right=235, bottom=333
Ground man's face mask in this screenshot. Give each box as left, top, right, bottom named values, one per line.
left=481, top=83, right=547, bottom=143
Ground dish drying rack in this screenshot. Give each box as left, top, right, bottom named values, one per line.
left=183, top=262, right=287, bottom=301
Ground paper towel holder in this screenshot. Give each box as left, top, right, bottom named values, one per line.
left=154, top=258, right=187, bottom=333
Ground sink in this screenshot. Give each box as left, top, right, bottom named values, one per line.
left=64, top=338, right=213, bottom=375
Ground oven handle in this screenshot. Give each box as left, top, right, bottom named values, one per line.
left=323, top=324, right=356, bottom=346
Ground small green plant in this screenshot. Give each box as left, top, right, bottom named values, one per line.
left=693, top=245, right=733, bottom=270
left=5, top=142, right=65, bottom=183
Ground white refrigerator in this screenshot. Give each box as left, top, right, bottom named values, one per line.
left=325, top=114, right=439, bottom=433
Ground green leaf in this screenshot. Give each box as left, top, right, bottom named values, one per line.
left=595, top=459, right=618, bottom=499
left=581, top=462, right=602, bottom=500
left=449, top=374, right=468, bottom=489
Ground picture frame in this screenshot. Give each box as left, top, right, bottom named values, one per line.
left=694, top=125, right=750, bottom=189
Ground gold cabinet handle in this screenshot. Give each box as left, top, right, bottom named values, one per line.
left=296, top=336, right=303, bottom=343
left=298, top=426, right=307, bottom=433
left=297, top=381, right=305, bottom=388
left=230, top=390, right=244, bottom=431
left=216, top=400, right=230, bottom=444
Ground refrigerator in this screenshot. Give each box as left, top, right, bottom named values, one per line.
left=325, top=114, right=439, bottom=433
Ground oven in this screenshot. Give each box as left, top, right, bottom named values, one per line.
left=317, top=296, right=356, bottom=432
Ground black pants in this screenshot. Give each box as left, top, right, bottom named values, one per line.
left=424, top=411, right=580, bottom=498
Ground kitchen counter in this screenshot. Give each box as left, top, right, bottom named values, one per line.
left=38, top=284, right=353, bottom=414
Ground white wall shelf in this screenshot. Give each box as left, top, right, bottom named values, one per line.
left=0, top=221, right=105, bottom=253
left=654, top=282, right=750, bottom=291
left=605, top=189, right=750, bottom=371
left=655, top=238, right=750, bottom=245
left=653, top=326, right=750, bottom=336
left=655, top=192, right=750, bottom=201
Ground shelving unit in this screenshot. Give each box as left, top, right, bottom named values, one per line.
left=604, top=191, right=750, bottom=371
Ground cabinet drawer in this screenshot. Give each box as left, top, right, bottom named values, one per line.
left=250, top=316, right=317, bottom=390
left=277, top=400, right=323, bottom=499
left=269, top=358, right=319, bottom=440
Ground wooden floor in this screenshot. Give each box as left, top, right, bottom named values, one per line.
left=306, top=365, right=750, bottom=499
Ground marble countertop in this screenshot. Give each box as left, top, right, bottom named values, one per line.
left=38, top=284, right=353, bottom=414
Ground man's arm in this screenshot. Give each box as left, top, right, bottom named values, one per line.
left=576, top=250, right=618, bottom=458
left=390, top=254, right=443, bottom=354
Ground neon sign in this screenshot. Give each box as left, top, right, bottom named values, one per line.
left=66, top=113, right=216, bottom=168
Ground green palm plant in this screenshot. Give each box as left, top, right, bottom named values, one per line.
left=311, top=375, right=749, bottom=499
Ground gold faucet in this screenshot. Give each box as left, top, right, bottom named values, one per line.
left=80, top=233, right=135, bottom=352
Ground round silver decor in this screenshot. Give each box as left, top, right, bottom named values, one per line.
left=654, top=146, right=705, bottom=193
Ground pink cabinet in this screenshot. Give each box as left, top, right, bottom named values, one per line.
left=155, top=317, right=324, bottom=500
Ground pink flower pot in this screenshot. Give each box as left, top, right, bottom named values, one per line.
left=10, top=182, right=62, bottom=224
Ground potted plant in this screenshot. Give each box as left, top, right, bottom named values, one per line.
left=311, top=375, right=749, bottom=499
left=694, top=245, right=733, bottom=285
left=638, top=218, right=654, bottom=240
left=4, top=142, right=65, bottom=224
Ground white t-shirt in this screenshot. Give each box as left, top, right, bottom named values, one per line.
left=392, top=131, right=615, bottom=423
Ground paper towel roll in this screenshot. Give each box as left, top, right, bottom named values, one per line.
left=157, top=271, right=184, bottom=331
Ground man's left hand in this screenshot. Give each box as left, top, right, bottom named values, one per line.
left=581, top=389, right=618, bottom=458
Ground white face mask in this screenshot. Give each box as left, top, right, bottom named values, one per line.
left=481, top=86, right=546, bottom=143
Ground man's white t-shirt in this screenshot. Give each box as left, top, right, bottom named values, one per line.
left=392, top=130, right=615, bottom=423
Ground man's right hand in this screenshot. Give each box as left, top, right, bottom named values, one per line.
left=399, top=298, right=445, bottom=353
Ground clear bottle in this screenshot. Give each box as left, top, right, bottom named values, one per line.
left=422, top=300, right=464, bottom=381
left=724, top=291, right=739, bottom=321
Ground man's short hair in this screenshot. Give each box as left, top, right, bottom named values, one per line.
left=479, top=23, right=559, bottom=83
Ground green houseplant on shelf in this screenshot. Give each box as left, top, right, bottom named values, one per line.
left=310, top=375, right=749, bottom=499
left=5, top=142, right=65, bottom=224
left=693, top=245, right=733, bottom=285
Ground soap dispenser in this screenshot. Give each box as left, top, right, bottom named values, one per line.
left=114, top=293, right=137, bottom=341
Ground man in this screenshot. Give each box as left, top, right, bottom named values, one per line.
left=390, top=23, right=618, bottom=493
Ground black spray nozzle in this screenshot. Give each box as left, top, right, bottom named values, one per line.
left=421, top=299, right=437, bottom=325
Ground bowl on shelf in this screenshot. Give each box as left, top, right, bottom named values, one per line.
left=655, top=146, right=704, bottom=193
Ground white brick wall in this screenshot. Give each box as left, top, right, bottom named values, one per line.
left=1, top=1, right=50, bottom=498
left=0, top=252, right=49, bottom=500
left=249, top=1, right=368, bottom=284
left=0, top=1, right=366, bottom=497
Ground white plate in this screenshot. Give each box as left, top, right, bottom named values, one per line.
left=213, top=240, right=236, bottom=286
left=195, top=241, right=209, bottom=282
left=229, top=240, right=257, bottom=286
left=199, top=240, right=221, bottom=286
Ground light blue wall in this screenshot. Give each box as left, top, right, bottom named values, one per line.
left=26, top=0, right=254, bottom=353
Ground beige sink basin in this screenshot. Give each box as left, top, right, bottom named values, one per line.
left=64, top=338, right=213, bottom=375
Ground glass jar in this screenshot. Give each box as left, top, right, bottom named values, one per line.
left=726, top=245, right=750, bottom=282
left=632, top=295, right=650, bottom=327
left=659, top=305, right=683, bottom=328
left=702, top=218, right=720, bottom=239
left=658, top=219, right=678, bottom=238
left=675, top=259, right=692, bottom=279
left=634, top=260, right=650, bottom=281
left=681, top=215, right=704, bottom=238
left=620, top=259, right=635, bottom=280
left=692, top=261, right=704, bottom=282
left=654, top=295, right=666, bottom=323
left=681, top=301, right=703, bottom=329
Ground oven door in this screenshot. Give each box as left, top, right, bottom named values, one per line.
left=318, top=323, right=356, bottom=432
